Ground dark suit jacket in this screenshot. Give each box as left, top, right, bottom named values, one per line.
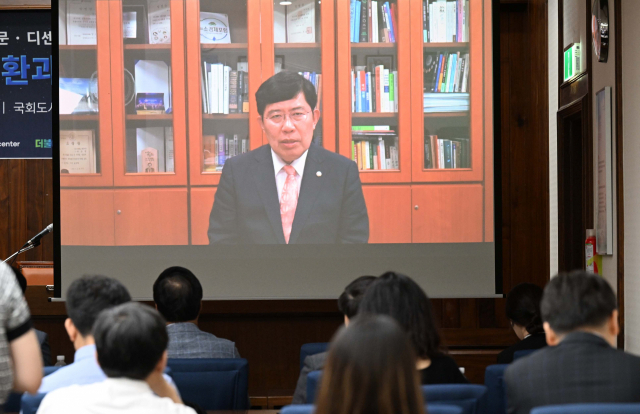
left=292, top=352, right=327, bottom=404
left=497, top=332, right=547, bottom=364
left=208, top=144, right=369, bottom=244
left=505, top=332, right=640, bottom=414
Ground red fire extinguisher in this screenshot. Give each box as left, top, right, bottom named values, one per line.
left=586, top=229, right=597, bottom=274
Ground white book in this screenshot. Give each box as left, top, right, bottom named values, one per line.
left=134, top=60, right=170, bottom=112
left=223, top=65, right=230, bottom=115
left=201, top=63, right=208, bottom=113
left=436, top=0, right=446, bottom=42
left=393, top=70, right=399, bottom=112
left=165, top=127, right=174, bottom=172
left=136, top=127, right=166, bottom=172
left=439, top=139, right=444, bottom=168
left=429, top=3, right=434, bottom=42
left=461, top=53, right=469, bottom=93
left=364, top=141, right=370, bottom=169
left=286, top=0, right=315, bottom=43
left=66, top=0, right=97, bottom=45
left=464, top=0, right=469, bottom=42
left=209, top=65, right=217, bottom=113
left=375, top=65, right=384, bottom=112
left=217, top=64, right=224, bottom=114
left=274, top=3, right=287, bottom=43
left=200, top=12, right=231, bottom=44
left=446, top=0, right=456, bottom=42
left=148, top=0, right=171, bottom=44
left=367, top=72, right=372, bottom=113
left=378, top=138, right=386, bottom=170
left=351, top=70, right=355, bottom=113
left=382, top=68, right=389, bottom=112
left=59, top=0, right=67, bottom=45
left=371, top=0, right=378, bottom=43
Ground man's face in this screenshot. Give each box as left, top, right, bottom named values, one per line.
left=258, top=92, right=321, bottom=163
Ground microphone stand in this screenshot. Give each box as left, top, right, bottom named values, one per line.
left=3, top=241, right=40, bottom=264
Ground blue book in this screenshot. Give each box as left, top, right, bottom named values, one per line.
left=217, top=133, right=226, bottom=166
left=448, top=54, right=457, bottom=92
left=434, top=54, right=443, bottom=93
left=355, top=1, right=361, bottom=43
left=350, top=0, right=356, bottom=42
left=444, top=140, right=452, bottom=168
left=356, top=71, right=361, bottom=112
left=365, top=72, right=370, bottom=113
left=360, top=71, right=366, bottom=112
left=385, top=2, right=395, bottom=43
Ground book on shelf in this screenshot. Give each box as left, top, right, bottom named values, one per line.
left=350, top=0, right=397, bottom=43
left=351, top=126, right=398, bottom=170
left=286, top=0, right=316, bottom=43
left=351, top=67, right=398, bottom=113
left=424, top=134, right=469, bottom=169
left=424, top=0, right=469, bottom=43
left=148, top=0, right=171, bottom=44
left=66, top=0, right=97, bottom=45
left=299, top=72, right=322, bottom=110
left=134, top=126, right=174, bottom=173
left=200, top=12, right=231, bottom=44
left=202, top=61, right=249, bottom=114
left=203, top=134, right=250, bottom=172
left=423, top=93, right=469, bottom=112
left=423, top=51, right=469, bottom=94
left=60, top=130, right=97, bottom=174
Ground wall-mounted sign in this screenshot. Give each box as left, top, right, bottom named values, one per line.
left=563, top=43, right=581, bottom=81
left=591, top=0, right=609, bottom=63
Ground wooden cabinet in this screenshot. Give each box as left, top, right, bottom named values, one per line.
left=363, top=186, right=412, bottom=243
left=60, top=190, right=116, bottom=246
left=190, top=187, right=217, bottom=245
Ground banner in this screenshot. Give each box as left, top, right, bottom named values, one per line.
left=0, top=10, right=52, bottom=159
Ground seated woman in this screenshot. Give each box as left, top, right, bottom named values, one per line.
left=315, top=315, right=425, bottom=414
left=497, top=283, right=547, bottom=364
left=359, top=271, right=468, bottom=384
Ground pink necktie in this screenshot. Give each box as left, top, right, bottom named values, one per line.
left=280, top=165, right=298, bottom=244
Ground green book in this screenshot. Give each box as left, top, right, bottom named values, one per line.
left=388, top=72, right=394, bottom=111
left=352, top=125, right=390, bottom=131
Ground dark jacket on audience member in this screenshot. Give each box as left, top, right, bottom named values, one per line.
left=505, top=331, right=640, bottom=414
left=166, top=323, right=240, bottom=359
left=419, top=354, right=469, bottom=385
left=292, top=352, right=327, bottom=404
left=496, top=332, right=547, bottom=364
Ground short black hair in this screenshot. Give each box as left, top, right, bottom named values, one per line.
left=255, top=71, right=318, bottom=117
left=11, top=266, right=27, bottom=294
left=93, top=302, right=168, bottom=380
left=505, top=283, right=544, bottom=334
left=153, top=266, right=203, bottom=322
left=337, top=276, right=376, bottom=319
left=359, top=271, right=442, bottom=359
left=541, top=271, right=617, bottom=334
left=66, top=275, right=131, bottom=336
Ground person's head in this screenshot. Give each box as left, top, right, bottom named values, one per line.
left=10, top=266, right=27, bottom=294
left=505, top=283, right=544, bottom=340
left=153, top=266, right=203, bottom=323
left=255, top=71, right=321, bottom=163
left=541, top=271, right=618, bottom=347
left=337, top=275, right=376, bottom=326
left=359, top=271, right=441, bottom=359
left=65, top=275, right=131, bottom=348
left=315, top=315, right=425, bottom=414
left=93, top=302, right=168, bottom=380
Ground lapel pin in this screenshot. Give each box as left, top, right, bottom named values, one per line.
left=316, top=171, right=322, bottom=177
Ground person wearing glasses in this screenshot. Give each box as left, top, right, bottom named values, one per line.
left=208, top=71, right=369, bottom=244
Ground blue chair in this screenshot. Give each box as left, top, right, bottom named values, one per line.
left=300, top=343, right=329, bottom=371
left=1, top=366, right=62, bottom=413
left=20, top=393, right=47, bottom=414
left=422, top=384, right=488, bottom=414
left=513, top=349, right=536, bottom=360
left=281, top=404, right=315, bottom=414
left=167, top=358, right=249, bottom=410
left=484, top=364, right=509, bottom=414
left=306, top=370, right=322, bottom=404
left=428, top=404, right=465, bottom=414
left=531, top=404, right=640, bottom=414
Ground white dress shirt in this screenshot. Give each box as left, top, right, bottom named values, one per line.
left=272, top=149, right=308, bottom=202
left=37, top=378, right=196, bottom=414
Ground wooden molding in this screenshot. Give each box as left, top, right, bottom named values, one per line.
left=614, top=0, right=624, bottom=350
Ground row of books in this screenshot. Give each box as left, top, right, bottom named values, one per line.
left=299, top=72, right=323, bottom=110
left=351, top=68, right=399, bottom=113
left=424, top=135, right=469, bottom=169
left=423, top=0, right=469, bottom=43
left=350, top=0, right=398, bottom=43
left=351, top=126, right=399, bottom=170
left=203, top=134, right=250, bottom=172
left=60, top=130, right=98, bottom=174
left=424, top=52, right=470, bottom=93
left=201, top=63, right=249, bottom=114
left=423, top=93, right=469, bottom=112
left=125, top=127, right=175, bottom=173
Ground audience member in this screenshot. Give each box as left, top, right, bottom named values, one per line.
left=505, top=271, right=640, bottom=414
left=315, top=315, right=425, bottom=414
left=497, top=283, right=546, bottom=363
left=38, top=275, right=135, bottom=393
left=153, top=266, right=240, bottom=358
left=37, top=302, right=196, bottom=414
left=0, top=262, right=42, bottom=404
left=292, top=275, right=376, bottom=404
left=11, top=265, right=52, bottom=366
left=360, top=271, right=468, bottom=384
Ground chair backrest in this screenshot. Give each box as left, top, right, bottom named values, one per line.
left=531, top=403, right=640, bottom=414
left=428, top=403, right=465, bottom=414
left=2, top=365, right=62, bottom=412
left=306, top=370, right=323, bottom=404
left=484, top=364, right=509, bottom=414
left=422, top=384, right=488, bottom=414
left=20, top=393, right=47, bottom=414
left=513, top=349, right=536, bottom=360
left=281, top=404, right=315, bottom=414
left=167, top=358, right=249, bottom=410
left=300, top=343, right=329, bottom=371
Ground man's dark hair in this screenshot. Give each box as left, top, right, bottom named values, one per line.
left=153, top=266, right=203, bottom=323
left=255, top=71, right=318, bottom=117
left=10, top=266, right=27, bottom=294
left=93, top=302, right=168, bottom=380
left=337, top=276, right=376, bottom=319
left=541, top=271, right=617, bottom=334
left=505, top=283, right=544, bottom=334
left=359, top=271, right=442, bottom=359
left=66, top=275, right=131, bottom=336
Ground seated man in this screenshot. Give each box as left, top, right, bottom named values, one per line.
left=291, top=275, right=376, bottom=404
left=505, top=271, right=640, bottom=414
left=38, top=303, right=196, bottom=414
left=153, top=266, right=240, bottom=358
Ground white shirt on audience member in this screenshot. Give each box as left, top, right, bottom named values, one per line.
left=36, top=377, right=196, bottom=414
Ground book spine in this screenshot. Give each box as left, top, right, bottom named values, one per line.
left=360, top=0, right=369, bottom=42
left=437, top=54, right=447, bottom=92
left=457, top=0, right=462, bottom=42
left=350, top=0, right=356, bottom=42
left=448, top=53, right=457, bottom=92
left=390, top=3, right=398, bottom=43
left=393, top=71, right=399, bottom=112
left=351, top=70, right=355, bottom=112
left=223, top=66, right=230, bottom=114
left=444, top=140, right=451, bottom=168
left=209, top=69, right=216, bottom=113
left=360, top=70, right=367, bottom=112
left=388, top=71, right=394, bottom=113
left=424, top=137, right=431, bottom=168
left=382, top=68, right=389, bottom=112
left=464, top=0, right=469, bottom=42
left=366, top=72, right=372, bottom=112
left=378, top=137, right=386, bottom=170
left=379, top=2, right=388, bottom=42
left=384, top=3, right=395, bottom=43
left=423, top=1, right=428, bottom=42
left=351, top=140, right=356, bottom=162
left=374, top=66, right=381, bottom=112
left=217, top=133, right=225, bottom=166
left=461, top=53, right=469, bottom=93
left=355, top=1, right=362, bottom=42
left=229, top=70, right=238, bottom=113
left=368, top=0, right=373, bottom=42
left=217, top=64, right=224, bottom=114
left=372, top=1, right=378, bottom=42
left=242, top=72, right=250, bottom=112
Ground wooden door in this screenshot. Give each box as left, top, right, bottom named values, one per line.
left=362, top=186, right=411, bottom=243
left=60, top=190, right=115, bottom=245
left=190, top=187, right=217, bottom=245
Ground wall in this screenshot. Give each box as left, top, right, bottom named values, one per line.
left=622, top=0, right=640, bottom=355
left=549, top=0, right=559, bottom=277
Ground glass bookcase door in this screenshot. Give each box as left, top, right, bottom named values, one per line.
left=110, top=0, right=187, bottom=186
left=336, top=0, right=411, bottom=183
left=59, top=0, right=113, bottom=187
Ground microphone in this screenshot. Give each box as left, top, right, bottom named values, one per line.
left=25, top=223, right=53, bottom=247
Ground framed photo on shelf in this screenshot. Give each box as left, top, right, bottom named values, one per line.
left=365, top=55, right=394, bottom=73
left=122, top=5, right=148, bottom=44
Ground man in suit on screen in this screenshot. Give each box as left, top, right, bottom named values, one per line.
left=505, top=271, right=640, bottom=414
left=208, top=71, right=369, bottom=244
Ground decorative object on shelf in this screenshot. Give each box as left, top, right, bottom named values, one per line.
left=275, top=56, right=285, bottom=73
left=200, top=12, right=231, bottom=44
left=563, top=43, right=581, bottom=81
left=148, top=0, right=171, bottom=44
left=591, top=0, right=609, bottom=63
left=133, top=127, right=174, bottom=173
left=66, top=0, right=97, bottom=45
left=60, top=77, right=99, bottom=114
left=60, top=130, right=97, bottom=174
left=596, top=86, right=612, bottom=255
left=134, top=60, right=171, bottom=113
left=135, top=93, right=165, bottom=115
left=286, top=0, right=316, bottom=43
left=123, top=69, right=136, bottom=106
left=123, top=4, right=148, bottom=44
